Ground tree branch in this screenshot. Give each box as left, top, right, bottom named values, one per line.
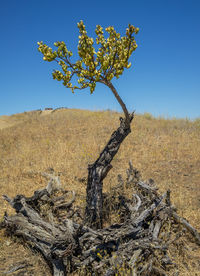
left=100, top=80, right=131, bottom=127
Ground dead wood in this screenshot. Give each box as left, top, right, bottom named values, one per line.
left=85, top=112, right=134, bottom=229
left=2, top=160, right=200, bottom=275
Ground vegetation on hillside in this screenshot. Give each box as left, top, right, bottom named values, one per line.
left=0, top=109, right=200, bottom=275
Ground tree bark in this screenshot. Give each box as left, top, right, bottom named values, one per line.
left=84, top=112, right=134, bottom=229
left=2, top=162, right=200, bottom=275
left=100, top=80, right=131, bottom=127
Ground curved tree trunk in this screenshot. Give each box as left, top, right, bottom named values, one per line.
left=84, top=112, right=134, bottom=229
left=100, top=80, right=131, bottom=127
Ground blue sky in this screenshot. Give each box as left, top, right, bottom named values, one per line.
left=0, top=0, right=200, bottom=119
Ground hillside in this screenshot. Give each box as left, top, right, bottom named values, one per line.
left=0, top=109, right=200, bottom=275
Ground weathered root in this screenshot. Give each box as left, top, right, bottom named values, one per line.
left=2, top=161, right=200, bottom=275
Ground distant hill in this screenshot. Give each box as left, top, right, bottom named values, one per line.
left=0, top=108, right=200, bottom=275
left=0, top=108, right=69, bottom=129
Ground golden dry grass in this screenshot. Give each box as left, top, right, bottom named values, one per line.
left=0, top=109, right=200, bottom=275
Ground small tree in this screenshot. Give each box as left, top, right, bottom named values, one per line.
left=38, top=21, right=139, bottom=229
left=3, top=23, right=200, bottom=275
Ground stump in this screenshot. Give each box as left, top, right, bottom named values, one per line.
left=1, top=161, right=200, bottom=275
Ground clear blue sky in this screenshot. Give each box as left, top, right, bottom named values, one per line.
left=0, top=0, right=200, bottom=119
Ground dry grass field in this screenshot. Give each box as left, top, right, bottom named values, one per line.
left=0, top=109, right=199, bottom=275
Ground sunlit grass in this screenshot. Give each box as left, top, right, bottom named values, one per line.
left=0, top=109, right=199, bottom=275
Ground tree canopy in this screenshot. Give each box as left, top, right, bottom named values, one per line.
left=37, top=21, right=139, bottom=94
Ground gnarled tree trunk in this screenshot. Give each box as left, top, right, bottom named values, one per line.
left=84, top=112, right=134, bottom=229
